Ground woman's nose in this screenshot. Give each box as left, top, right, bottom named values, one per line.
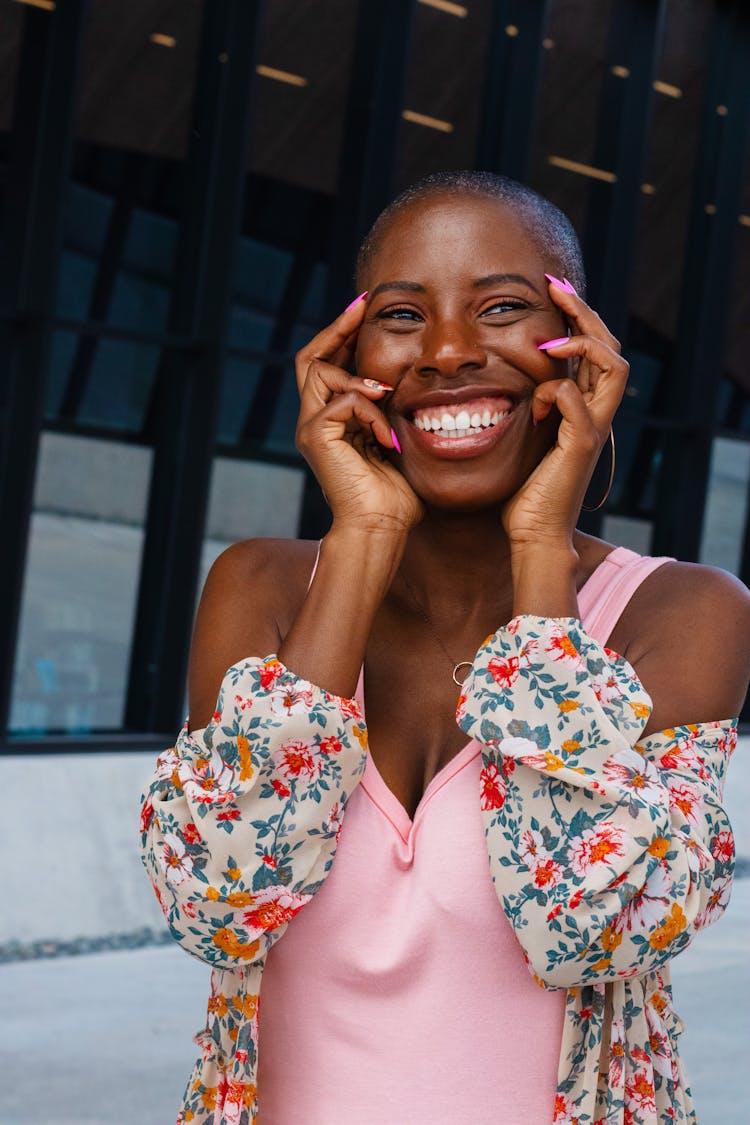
left=415, top=318, right=487, bottom=378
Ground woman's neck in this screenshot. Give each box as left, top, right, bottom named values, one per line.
left=395, top=507, right=514, bottom=620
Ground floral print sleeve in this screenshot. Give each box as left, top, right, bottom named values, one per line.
left=456, top=615, right=737, bottom=990
left=457, top=615, right=737, bottom=1124
left=139, top=655, right=367, bottom=1124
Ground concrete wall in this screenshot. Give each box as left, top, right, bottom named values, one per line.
left=1, top=738, right=748, bottom=949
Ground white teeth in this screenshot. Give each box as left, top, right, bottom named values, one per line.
left=412, top=403, right=513, bottom=435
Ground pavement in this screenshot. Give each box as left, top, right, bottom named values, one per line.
left=2, top=874, right=748, bottom=1125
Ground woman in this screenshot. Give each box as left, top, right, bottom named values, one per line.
left=140, top=172, right=750, bottom=1125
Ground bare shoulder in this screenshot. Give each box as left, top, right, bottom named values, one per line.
left=622, top=560, right=750, bottom=732
left=188, top=537, right=319, bottom=729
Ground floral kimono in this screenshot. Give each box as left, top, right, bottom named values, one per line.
left=139, top=615, right=736, bottom=1125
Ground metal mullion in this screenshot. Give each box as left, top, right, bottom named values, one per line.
left=583, top=0, right=666, bottom=336
left=0, top=0, right=90, bottom=744
left=475, top=0, right=550, bottom=181
left=577, top=1, right=666, bottom=538
left=652, top=1, right=750, bottom=562
left=324, top=0, right=416, bottom=318
left=125, top=0, right=263, bottom=735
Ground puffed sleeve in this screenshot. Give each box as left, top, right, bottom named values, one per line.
left=456, top=615, right=737, bottom=988
left=139, top=655, right=368, bottom=966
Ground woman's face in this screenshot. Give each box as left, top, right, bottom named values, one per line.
left=355, top=192, right=573, bottom=511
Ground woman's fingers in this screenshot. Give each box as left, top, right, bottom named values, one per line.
left=297, top=358, right=393, bottom=423
left=296, top=388, right=396, bottom=453
left=295, top=293, right=368, bottom=394
left=545, top=277, right=620, bottom=352
left=536, top=334, right=629, bottom=426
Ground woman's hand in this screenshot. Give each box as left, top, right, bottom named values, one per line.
left=295, top=296, right=423, bottom=536
left=501, top=279, right=629, bottom=551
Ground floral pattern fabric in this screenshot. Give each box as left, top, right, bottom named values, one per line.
left=139, top=617, right=736, bottom=1125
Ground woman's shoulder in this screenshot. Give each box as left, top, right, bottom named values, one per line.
left=616, top=553, right=750, bottom=729
left=205, top=536, right=320, bottom=627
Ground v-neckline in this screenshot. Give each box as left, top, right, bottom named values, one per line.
left=352, top=545, right=623, bottom=837
left=358, top=692, right=481, bottom=842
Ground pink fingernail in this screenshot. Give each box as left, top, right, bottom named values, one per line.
left=345, top=291, right=367, bottom=312
left=544, top=273, right=566, bottom=289
left=390, top=427, right=402, bottom=453
left=537, top=337, right=570, bottom=350
left=363, top=379, right=393, bottom=391
left=562, top=277, right=578, bottom=295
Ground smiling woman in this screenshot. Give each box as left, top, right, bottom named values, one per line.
left=139, top=171, right=750, bottom=1125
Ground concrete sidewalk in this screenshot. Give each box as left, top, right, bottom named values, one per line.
left=2, top=880, right=748, bottom=1125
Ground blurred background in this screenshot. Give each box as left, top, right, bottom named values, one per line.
left=0, top=1, right=748, bottom=1122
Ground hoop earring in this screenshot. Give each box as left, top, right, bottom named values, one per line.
left=581, top=428, right=615, bottom=512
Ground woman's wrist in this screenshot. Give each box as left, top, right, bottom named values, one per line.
left=510, top=540, right=580, bottom=620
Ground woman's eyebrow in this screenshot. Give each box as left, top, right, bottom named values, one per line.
left=367, top=280, right=426, bottom=301
left=473, top=273, right=541, bottom=295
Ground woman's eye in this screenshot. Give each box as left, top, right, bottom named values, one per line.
left=376, top=306, right=423, bottom=322
left=482, top=299, right=526, bottom=315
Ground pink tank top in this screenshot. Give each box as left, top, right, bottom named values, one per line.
left=257, top=546, right=672, bottom=1123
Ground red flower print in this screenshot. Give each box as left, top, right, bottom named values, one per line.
left=258, top=660, right=283, bottom=691
left=140, top=795, right=154, bottom=835
left=479, top=763, right=506, bottom=810
left=271, top=778, right=291, bottom=798
left=711, top=830, right=734, bottom=865
left=545, top=628, right=581, bottom=665
left=234, top=694, right=253, bottom=711
left=217, top=808, right=241, bottom=822
left=318, top=735, right=343, bottom=756
left=568, top=823, right=627, bottom=877
left=241, top=886, right=310, bottom=933
left=182, top=823, right=202, bottom=844
left=488, top=655, right=520, bottom=689
left=533, top=858, right=562, bottom=888
left=338, top=696, right=362, bottom=719
left=262, top=854, right=277, bottom=869
left=277, top=739, right=317, bottom=779
left=547, top=904, right=562, bottom=921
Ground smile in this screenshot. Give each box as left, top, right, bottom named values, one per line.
left=405, top=395, right=518, bottom=458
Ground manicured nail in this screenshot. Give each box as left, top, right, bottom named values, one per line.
left=537, top=337, right=570, bottom=350
left=390, top=427, right=402, bottom=453
left=363, top=379, right=393, bottom=391
left=345, top=291, right=367, bottom=312
left=562, top=277, right=578, bottom=295
left=544, top=273, right=566, bottom=289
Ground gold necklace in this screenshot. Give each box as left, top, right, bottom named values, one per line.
left=400, top=571, right=473, bottom=687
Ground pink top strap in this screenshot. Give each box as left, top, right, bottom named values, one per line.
left=577, top=545, right=674, bottom=647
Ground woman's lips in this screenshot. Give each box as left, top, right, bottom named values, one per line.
left=403, top=400, right=519, bottom=460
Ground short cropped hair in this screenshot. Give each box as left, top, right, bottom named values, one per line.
left=355, top=170, right=586, bottom=297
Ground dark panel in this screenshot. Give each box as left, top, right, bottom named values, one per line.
left=653, top=1, right=750, bottom=562
left=0, top=0, right=91, bottom=739
left=125, top=0, right=264, bottom=733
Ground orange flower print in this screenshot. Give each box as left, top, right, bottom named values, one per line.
left=479, top=762, right=506, bottom=810
left=211, top=928, right=260, bottom=960
left=626, top=1069, right=656, bottom=1115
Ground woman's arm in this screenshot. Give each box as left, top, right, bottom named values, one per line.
left=457, top=569, right=750, bottom=989
left=140, top=298, right=422, bottom=967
